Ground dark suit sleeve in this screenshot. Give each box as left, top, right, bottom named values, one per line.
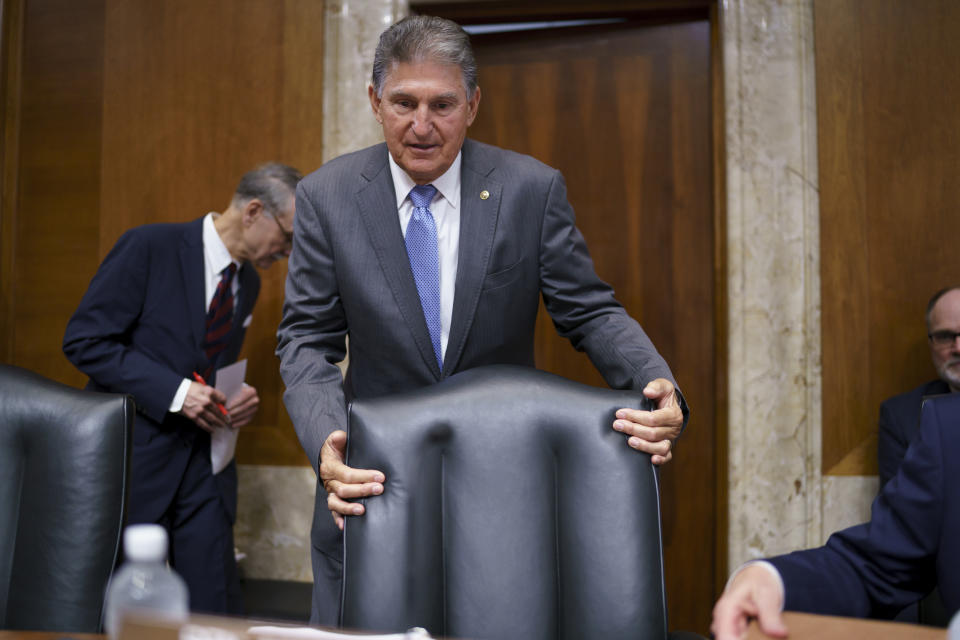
left=537, top=169, right=689, bottom=421
left=277, top=181, right=350, bottom=473
left=771, top=400, right=945, bottom=618
left=63, top=229, right=185, bottom=422
left=878, top=399, right=910, bottom=489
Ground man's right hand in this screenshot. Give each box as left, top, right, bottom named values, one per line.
left=711, top=563, right=788, bottom=640
left=320, top=429, right=385, bottom=530
left=180, top=380, right=230, bottom=433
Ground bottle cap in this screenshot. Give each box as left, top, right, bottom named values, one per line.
left=124, top=524, right=168, bottom=563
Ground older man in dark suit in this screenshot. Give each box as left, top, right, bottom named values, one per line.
left=64, top=163, right=300, bottom=614
left=276, top=15, right=688, bottom=625
left=878, top=286, right=960, bottom=487
left=711, top=393, right=960, bottom=639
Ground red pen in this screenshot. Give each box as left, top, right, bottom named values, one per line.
left=192, top=371, right=229, bottom=417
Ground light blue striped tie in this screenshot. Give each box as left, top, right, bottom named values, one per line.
left=406, top=184, right=442, bottom=368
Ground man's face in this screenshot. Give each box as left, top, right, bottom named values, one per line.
left=246, top=194, right=295, bottom=270
left=369, top=60, right=480, bottom=185
left=928, top=288, right=960, bottom=392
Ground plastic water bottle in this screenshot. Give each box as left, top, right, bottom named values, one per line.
left=103, top=524, right=189, bottom=638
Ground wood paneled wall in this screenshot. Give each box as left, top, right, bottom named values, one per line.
left=816, top=0, right=960, bottom=475
left=5, top=0, right=105, bottom=380
left=1, top=0, right=325, bottom=467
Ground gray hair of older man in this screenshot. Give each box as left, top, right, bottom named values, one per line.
left=926, top=285, right=960, bottom=331
left=371, top=15, right=479, bottom=100
left=230, top=162, right=302, bottom=217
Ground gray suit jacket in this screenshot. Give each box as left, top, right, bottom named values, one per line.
left=279, top=138, right=683, bottom=469
left=277, top=139, right=685, bottom=580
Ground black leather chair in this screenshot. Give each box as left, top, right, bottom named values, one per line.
left=0, top=364, right=133, bottom=632
left=342, top=365, right=702, bottom=640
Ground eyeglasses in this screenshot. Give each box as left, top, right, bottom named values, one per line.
left=268, top=213, right=294, bottom=244
left=928, top=330, right=960, bottom=348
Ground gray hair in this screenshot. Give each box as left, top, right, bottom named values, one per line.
left=371, top=15, right=478, bottom=99
left=231, top=162, right=302, bottom=217
left=926, top=286, right=960, bottom=330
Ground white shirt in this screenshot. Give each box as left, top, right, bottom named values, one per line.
left=201, top=212, right=241, bottom=308
left=169, top=213, right=241, bottom=412
left=388, top=152, right=462, bottom=361
left=726, top=560, right=786, bottom=609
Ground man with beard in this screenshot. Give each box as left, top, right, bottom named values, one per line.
left=878, top=286, right=960, bottom=487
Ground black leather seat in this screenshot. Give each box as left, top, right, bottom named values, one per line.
left=342, top=365, right=700, bottom=640
left=0, top=364, right=133, bottom=632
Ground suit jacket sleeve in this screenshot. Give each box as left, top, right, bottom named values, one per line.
left=771, top=399, right=946, bottom=618
left=537, top=169, right=689, bottom=420
left=62, top=229, right=185, bottom=422
left=277, top=180, right=349, bottom=473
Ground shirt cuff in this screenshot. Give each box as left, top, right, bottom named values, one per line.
left=169, top=378, right=192, bottom=413
left=726, top=560, right=786, bottom=611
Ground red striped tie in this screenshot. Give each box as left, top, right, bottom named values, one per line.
left=202, top=263, right=237, bottom=378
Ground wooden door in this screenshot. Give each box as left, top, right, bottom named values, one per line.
left=462, top=18, right=718, bottom=633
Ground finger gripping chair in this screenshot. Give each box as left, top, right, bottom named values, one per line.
left=341, top=364, right=699, bottom=640
left=0, top=364, right=133, bottom=632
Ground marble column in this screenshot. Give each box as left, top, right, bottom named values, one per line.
left=723, top=0, right=824, bottom=567
left=323, top=0, right=408, bottom=162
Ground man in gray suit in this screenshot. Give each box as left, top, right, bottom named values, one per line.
left=277, top=15, right=689, bottom=624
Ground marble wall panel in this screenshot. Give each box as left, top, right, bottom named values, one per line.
left=235, top=465, right=317, bottom=582
left=322, top=0, right=408, bottom=162
left=724, top=0, right=823, bottom=568
left=821, top=475, right=877, bottom=543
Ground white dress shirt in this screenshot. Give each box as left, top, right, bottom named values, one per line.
left=169, top=213, right=241, bottom=412
left=388, top=152, right=462, bottom=361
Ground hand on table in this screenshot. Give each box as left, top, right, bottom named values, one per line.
left=711, top=564, right=788, bottom=640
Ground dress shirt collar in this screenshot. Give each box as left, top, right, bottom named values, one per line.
left=388, top=150, right=462, bottom=211
left=202, top=212, right=239, bottom=276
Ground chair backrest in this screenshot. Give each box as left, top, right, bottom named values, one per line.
left=0, top=364, right=133, bottom=632
left=342, top=365, right=668, bottom=640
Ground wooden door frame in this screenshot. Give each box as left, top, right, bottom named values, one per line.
left=0, top=0, right=25, bottom=365
left=413, top=0, right=729, bottom=599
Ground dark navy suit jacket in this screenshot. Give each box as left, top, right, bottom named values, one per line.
left=772, top=393, right=960, bottom=619
left=63, top=217, right=259, bottom=523
left=878, top=378, right=951, bottom=487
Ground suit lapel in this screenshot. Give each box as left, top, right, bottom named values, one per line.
left=444, top=140, right=502, bottom=376
left=179, top=220, right=207, bottom=354
left=355, top=145, right=442, bottom=377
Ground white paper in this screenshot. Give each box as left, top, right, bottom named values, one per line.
left=246, top=626, right=431, bottom=639
left=210, top=359, right=246, bottom=474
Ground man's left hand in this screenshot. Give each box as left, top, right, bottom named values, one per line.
left=613, top=378, right=683, bottom=465
left=226, top=384, right=260, bottom=428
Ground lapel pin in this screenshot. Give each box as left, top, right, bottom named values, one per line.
left=480, top=190, right=489, bottom=200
